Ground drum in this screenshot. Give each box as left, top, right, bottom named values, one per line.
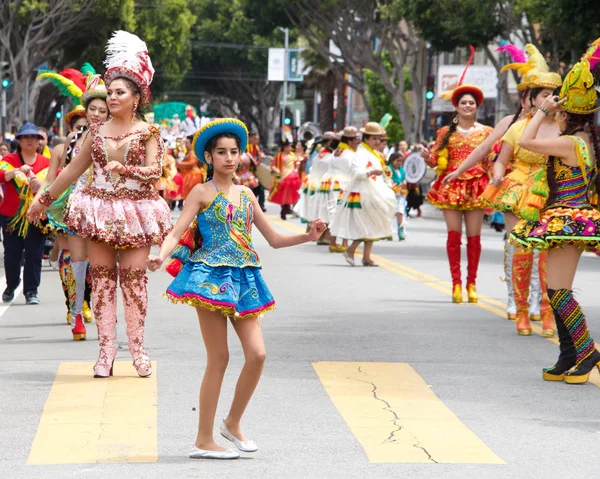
left=404, top=152, right=428, bottom=184
left=256, top=163, right=272, bottom=189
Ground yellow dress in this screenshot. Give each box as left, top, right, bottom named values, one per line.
left=482, top=119, right=548, bottom=221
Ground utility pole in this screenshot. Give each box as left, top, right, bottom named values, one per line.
left=1, top=89, right=6, bottom=140
left=23, top=77, right=29, bottom=122
left=278, top=27, right=289, bottom=139
left=423, top=44, right=433, bottom=142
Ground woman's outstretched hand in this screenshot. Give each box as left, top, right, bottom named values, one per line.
left=27, top=198, right=48, bottom=222
left=307, top=219, right=327, bottom=241
left=442, top=171, right=460, bottom=185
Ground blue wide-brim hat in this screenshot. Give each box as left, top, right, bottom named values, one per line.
left=192, top=118, right=249, bottom=164
left=15, top=122, right=43, bottom=139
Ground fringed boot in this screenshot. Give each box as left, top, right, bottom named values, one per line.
left=119, top=267, right=152, bottom=378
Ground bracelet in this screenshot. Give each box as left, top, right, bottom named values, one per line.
left=38, top=190, right=56, bottom=206
left=539, top=106, right=550, bottom=116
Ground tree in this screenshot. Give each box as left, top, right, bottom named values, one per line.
left=0, top=0, right=95, bottom=126
left=515, top=0, right=600, bottom=67
left=364, top=61, right=412, bottom=143
left=176, top=0, right=283, bottom=145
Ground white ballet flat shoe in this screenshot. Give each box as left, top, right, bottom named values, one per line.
left=343, top=252, right=355, bottom=267
left=220, top=419, right=258, bottom=453
left=189, top=447, right=239, bottom=460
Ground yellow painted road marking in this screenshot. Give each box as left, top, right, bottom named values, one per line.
left=313, top=361, right=504, bottom=464
left=27, top=362, right=157, bottom=465
left=270, top=215, right=600, bottom=387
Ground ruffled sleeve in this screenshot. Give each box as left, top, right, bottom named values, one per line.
left=122, top=125, right=164, bottom=184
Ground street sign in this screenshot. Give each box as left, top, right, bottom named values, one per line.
left=268, top=48, right=285, bottom=82
left=269, top=48, right=304, bottom=82
left=288, top=49, right=304, bottom=82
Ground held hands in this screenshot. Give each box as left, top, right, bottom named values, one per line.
left=27, top=198, right=48, bottom=222
left=147, top=254, right=164, bottom=272
left=490, top=172, right=505, bottom=187
left=307, top=219, right=327, bottom=241
left=104, top=161, right=127, bottom=175
left=368, top=169, right=383, bottom=177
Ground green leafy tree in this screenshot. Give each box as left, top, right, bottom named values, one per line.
left=364, top=67, right=408, bottom=143
left=177, top=0, right=283, bottom=144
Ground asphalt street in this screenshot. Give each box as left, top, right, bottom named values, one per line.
left=1, top=203, right=599, bottom=479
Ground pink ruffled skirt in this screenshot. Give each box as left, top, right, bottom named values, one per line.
left=65, top=188, right=173, bottom=248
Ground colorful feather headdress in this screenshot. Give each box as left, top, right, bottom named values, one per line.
left=500, top=44, right=561, bottom=91
left=440, top=46, right=484, bottom=107
left=79, top=63, right=107, bottom=108
left=560, top=38, right=600, bottom=114
left=36, top=68, right=86, bottom=105
left=104, top=30, right=154, bottom=106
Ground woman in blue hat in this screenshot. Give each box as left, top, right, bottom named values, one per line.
left=148, top=118, right=326, bottom=460
left=0, top=123, right=50, bottom=305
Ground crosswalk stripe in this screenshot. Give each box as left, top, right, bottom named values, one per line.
left=268, top=216, right=600, bottom=387
left=313, top=361, right=505, bottom=464
left=27, top=361, right=157, bottom=465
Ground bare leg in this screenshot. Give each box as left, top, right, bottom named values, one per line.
left=546, top=245, right=582, bottom=289
left=345, top=240, right=361, bottom=259
left=195, top=309, right=229, bottom=451
left=362, top=241, right=375, bottom=264
left=224, top=317, right=266, bottom=441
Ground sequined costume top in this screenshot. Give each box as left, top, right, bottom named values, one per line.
left=64, top=122, right=172, bottom=248
left=426, top=125, right=493, bottom=210
left=428, top=125, right=493, bottom=179
left=546, top=137, right=594, bottom=210
left=85, top=122, right=164, bottom=201
left=190, top=187, right=260, bottom=268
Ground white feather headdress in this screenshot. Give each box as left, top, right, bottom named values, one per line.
left=104, top=30, right=154, bottom=106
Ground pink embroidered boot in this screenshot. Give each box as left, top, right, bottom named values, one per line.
left=90, top=265, right=118, bottom=378
left=119, top=267, right=152, bottom=378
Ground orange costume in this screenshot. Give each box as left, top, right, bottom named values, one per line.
left=426, top=125, right=493, bottom=210
left=177, top=150, right=206, bottom=199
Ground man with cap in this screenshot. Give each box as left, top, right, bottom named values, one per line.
left=0, top=123, right=50, bottom=305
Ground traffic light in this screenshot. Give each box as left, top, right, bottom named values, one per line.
left=425, top=75, right=435, bottom=101
left=1, top=63, right=10, bottom=89
left=55, top=111, right=63, bottom=119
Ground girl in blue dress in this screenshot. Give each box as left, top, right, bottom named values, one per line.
left=148, top=118, right=325, bottom=460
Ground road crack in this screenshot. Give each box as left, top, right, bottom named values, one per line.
left=351, top=365, right=438, bottom=463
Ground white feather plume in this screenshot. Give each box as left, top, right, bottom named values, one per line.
left=104, top=30, right=154, bottom=80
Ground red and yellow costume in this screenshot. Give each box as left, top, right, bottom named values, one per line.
left=426, top=125, right=493, bottom=210
left=268, top=151, right=301, bottom=205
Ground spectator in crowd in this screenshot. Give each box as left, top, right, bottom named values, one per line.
left=0, top=142, right=9, bottom=158
left=37, top=127, right=51, bottom=158
left=0, top=123, right=50, bottom=305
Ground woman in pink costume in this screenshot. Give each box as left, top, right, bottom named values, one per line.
left=29, top=31, right=172, bottom=378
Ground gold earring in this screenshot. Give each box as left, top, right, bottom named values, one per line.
left=132, top=103, right=138, bottom=122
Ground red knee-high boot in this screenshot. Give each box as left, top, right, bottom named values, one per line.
left=466, top=235, right=482, bottom=303
left=447, top=230, right=462, bottom=303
